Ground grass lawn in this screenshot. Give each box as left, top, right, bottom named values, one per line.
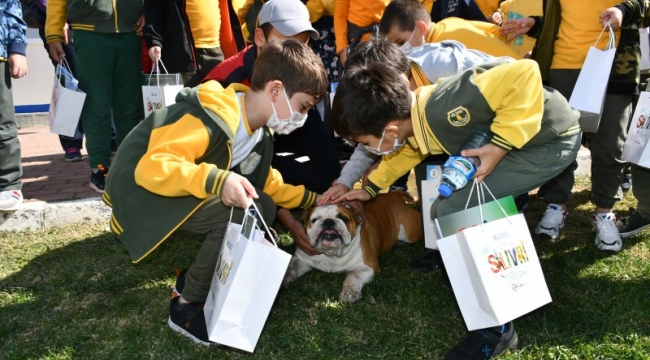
left=1, top=177, right=649, bottom=359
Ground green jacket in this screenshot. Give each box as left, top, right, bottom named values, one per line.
left=532, top=0, right=650, bottom=94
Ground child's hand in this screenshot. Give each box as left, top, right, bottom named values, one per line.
left=277, top=208, right=320, bottom=256
left=500, top=18, right=535, bottom=42
left=461, top=143, right=508, bottom=183
left=600, top=7, right=623, bottom=30
left=221, top=173, right=257, bottom=208
left=318, top=182, right=350, bottom=205
left=333, top=189, right=371, bottom=203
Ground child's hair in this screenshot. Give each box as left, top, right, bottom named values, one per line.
left=346, top=36, right=411, bottom=77
left=332, top=62, right=411, bottom=140
left=379, top=0, right=432, bottom=35
left=250, top=39, right=328, bottom=102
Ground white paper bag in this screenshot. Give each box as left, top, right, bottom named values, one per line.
left=640, top=28, right=650, bottom=70
left=142, top=60, right=183, bottom=118
left=421, top=165, right=442, bottom=250
left=569, top=24, right=617, bottom=133
left=437, top=182, right=552, bottom=331
left=203, top=207, right=291, bottom=352
left=48, top=62, right=85, bottom=137
left=622, top=91, right=650, bottom=168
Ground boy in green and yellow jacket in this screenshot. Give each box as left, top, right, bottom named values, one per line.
left=103, top=39, right=328, bottom=346
left=331, top=59, right=580, bottom=359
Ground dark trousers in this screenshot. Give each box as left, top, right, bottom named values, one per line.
left=38, top=28, right=83, bottom=150
left=0, top=62, right=23, bottom=191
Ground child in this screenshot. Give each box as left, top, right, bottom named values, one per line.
left=331, top=59, right=580, bottom=358
left=379, top=0, right=519, bottom=58
left=334, top=0, right=391, bottom=66
left=0, top=0, right=27, bottom=212
left=103, top=39, right=328, bottom=346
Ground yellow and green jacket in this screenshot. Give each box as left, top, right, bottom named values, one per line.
left=45, top=0, right=143, bottom=43
left=364, top=59, right=581, bottom=196
left=103, top=81, right=317, bottom=263
left=427, top=17, right=521, bottom=58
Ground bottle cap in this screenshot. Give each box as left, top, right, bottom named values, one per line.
left=438, top=183, right=452, bottom=198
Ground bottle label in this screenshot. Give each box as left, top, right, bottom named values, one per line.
left=443, top=155, right=476, bottom=179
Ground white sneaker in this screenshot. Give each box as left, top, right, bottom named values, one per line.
left=593, top=213, right=622, bottom=252
left=0, top=190, right=23, bottom=211
left=534, top=204, right=567, bottom=239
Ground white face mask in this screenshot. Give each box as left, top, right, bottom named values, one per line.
left=267, top=88, right=309, bottom=135
left=363, top=128, right=405, bottom=156
left=399, top=26, right=423, bottom=55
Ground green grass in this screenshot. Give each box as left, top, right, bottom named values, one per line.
left=1, top=177, right=649, bottom=359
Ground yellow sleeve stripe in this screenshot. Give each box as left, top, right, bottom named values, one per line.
left=363, top=186, right=378, bottom=199
left=560, top=125, right=581, bottom=137
left=491, top=136, right=513, bottom=151
left=206, top=169, right=230, bottom=196
left=301, top=191, right=317, bottom=208
left=110, top=214, right=124, bottom=235
left=102, top=192, right=112, bottom=207
left=71, top=24, right=95, bottom=31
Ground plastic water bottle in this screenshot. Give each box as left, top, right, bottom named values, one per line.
left=438, top=129, right=492, bottom=198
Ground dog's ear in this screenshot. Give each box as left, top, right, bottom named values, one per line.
left=343, top=200, right=365, bottom=224
left=301, top=206, right=313, bottom=225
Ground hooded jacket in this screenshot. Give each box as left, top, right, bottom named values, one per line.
left=0, top=0, right=27, bottom=60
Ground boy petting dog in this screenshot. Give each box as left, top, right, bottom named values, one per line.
left=331, top=59, right=580, bottom=358
left=104, top=39, right=328, bottom=346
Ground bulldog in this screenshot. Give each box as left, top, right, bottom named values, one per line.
left=282, top=191, right=424, bottom=303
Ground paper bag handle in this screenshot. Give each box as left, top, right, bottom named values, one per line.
left=56, top=57, right=74, bottom=81
left=226, top=202, right=279, bottom=247
left=147, top=58, right=171, bottom=87
left=594, top=23, right=616, bottom=51
left=464, top=180, right=513, bottom=229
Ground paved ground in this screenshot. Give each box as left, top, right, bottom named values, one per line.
left=19, top=126, right=99, bottom=203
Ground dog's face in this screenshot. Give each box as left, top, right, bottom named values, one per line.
left=303, top=203, right=363, bottom=256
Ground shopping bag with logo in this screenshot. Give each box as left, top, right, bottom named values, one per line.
left=568, top=23, right=617, bottom=133
left=622, top=91, right=650, bottom=168
left=141, top=59, right=183, bottom=118
left=437, top=181, right=552, bottom=331
left=421, top=165, right=443, bottom=249
left=48, top=60, right=86, bottom=137
left=203, top=203, right=291, bottom=352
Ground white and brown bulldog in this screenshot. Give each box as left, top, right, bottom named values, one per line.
left=282, top=191, right=424, bottom=303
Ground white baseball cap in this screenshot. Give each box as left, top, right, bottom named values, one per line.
left=258, top=0, right=319, bottom=40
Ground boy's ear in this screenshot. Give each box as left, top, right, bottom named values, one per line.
left=416, top=20, right=427, bottom=37
left=254, top=28, right=267, bottom=48
left=265, top=80, right=284, bottom=102
left=385, top=122, right=401, bottom=138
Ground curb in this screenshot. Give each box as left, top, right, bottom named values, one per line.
left=0, top=197, right=110, bottom=232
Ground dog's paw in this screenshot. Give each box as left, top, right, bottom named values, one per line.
left=281, top=271, right=297, bottom=288
left=339, top=287, right=362, bottom=303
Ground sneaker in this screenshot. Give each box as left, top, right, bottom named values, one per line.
left=171, top=269, right=187, bottom=299
left=64, top=147, right=83, bottom=162
left=168, top=296, right=216, bottom=346
left=0, top=190, right=23, bottom=211
left=620, top=173, right=632, bottom=192
left=593, top=213, right=622, bottom=252
left=534, top=204, right=567, bottom=239
left=617, top=209, right=650, bottom=239
left=410, top=250, right=445, bottom=273
left=389, top=185, right=407, bottom=192
left=90, top=165, right=109, bottom=193
left=445, top=322, right=518, bottom=359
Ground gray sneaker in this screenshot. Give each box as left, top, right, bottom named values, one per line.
left=617, top=210, right=650, bottom=239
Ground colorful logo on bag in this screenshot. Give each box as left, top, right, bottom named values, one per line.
left=487, top=239, right=530, bottom=274
left=146, top=95, right=163, bottom=113
left=447, top=106, right=470, bottom=126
